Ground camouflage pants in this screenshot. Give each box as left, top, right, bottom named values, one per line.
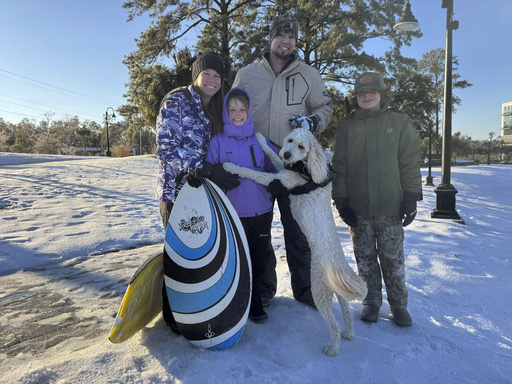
left=349, top=216, right=408, bottom=309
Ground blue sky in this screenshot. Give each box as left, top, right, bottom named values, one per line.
left=390, top=0, right=512, bottom=140
left=0, top=1, right=510, bottom=140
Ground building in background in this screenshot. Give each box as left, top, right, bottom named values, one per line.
left=501, top=101, right=512, bottom=143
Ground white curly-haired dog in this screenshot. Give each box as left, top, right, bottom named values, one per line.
left=223, top=128, right=367, bottom=356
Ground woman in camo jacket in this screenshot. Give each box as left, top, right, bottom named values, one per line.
left=155, top=51, right=239, bottom=334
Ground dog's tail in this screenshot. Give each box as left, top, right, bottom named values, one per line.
left=324, top=260, right=367, bottom=301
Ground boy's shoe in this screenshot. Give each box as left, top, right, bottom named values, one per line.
left=391, top=307, right=413, bottom=327
left=361, top=305, right=380, bottom=322
left=303, top=298, right=317, bottom=311
left=261, top=297, right=272, bottom=310
left=297, top=293, right=317, bottom=311
left=249, top=307, right=268, bottom=323
left=249, top=296, right=268, bottom=323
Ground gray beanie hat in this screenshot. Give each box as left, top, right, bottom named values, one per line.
left=192, top=51, right=225, bottom=83
left=269, top=12, right=299, bottom=42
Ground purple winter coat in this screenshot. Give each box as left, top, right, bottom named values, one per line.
left=206, top=88, right=277, bottom=218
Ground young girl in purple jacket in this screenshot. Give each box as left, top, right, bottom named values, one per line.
left=206, top=87, right=278, bottom=323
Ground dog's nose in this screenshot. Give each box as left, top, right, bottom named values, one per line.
left=283, top=152, right=291, bottom=160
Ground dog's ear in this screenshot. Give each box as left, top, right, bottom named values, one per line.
left=307, top=138, right=329, bottom=184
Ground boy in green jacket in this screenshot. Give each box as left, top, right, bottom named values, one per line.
left=331, top=72, right=422, bottom=327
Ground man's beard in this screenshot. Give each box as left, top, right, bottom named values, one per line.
left=270, top=47, right=293, bottom=61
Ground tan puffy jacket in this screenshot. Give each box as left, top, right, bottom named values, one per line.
left=233, top=53, right=333, bottom=146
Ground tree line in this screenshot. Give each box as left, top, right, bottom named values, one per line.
left=0, top=116, right=155, bottom=157
left=2, top=113, right=509, bottom=163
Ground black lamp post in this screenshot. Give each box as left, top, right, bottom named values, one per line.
left=394, top=2, right=433, bottom=187
left=425, top=123, right=434, bottom=186
left=431, top=0, right=463, bottom=223
left=105, top=107, right=116, bottom=157
left=394, top=0, right=463, bottom=223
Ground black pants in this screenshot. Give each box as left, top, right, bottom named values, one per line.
left=160, top=201, right=174, bottom=231
left=275, top=193, right=312, bottom=302
left=240, top=211, right=277, bottom=300
left=160, top=201, right=175, bottom=325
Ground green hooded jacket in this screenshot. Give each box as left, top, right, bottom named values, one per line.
left=331, top=107, right=422, bottom=217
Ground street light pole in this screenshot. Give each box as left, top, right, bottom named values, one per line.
left=431, top=0, right=464, bottom=223
left=393, top=0, right=463, bottom=223
left=105, top=107, right=116, bottom=157
left=425, top=124, right=434, bottom=186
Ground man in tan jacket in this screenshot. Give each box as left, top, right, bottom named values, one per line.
left=233, top=12, right=333, bottom=309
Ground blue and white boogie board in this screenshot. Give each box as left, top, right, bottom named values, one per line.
left=164, top=179, right=252, bottom=350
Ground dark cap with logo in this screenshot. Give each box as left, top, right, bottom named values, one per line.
left=354, top=72, right=387, bottom=93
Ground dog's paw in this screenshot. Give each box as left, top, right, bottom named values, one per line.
left=341, top=329, right=355, bottom=340
left=322, top=344, right=339, bottom=356
left=255, top=133, right=276, bottom=156
left=255, top=132, right=266, bottom=146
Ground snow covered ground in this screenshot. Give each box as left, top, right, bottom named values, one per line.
left=0, top=152, right=510, bottom=384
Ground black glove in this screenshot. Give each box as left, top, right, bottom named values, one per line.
left=289, top=114, right=322, bottom=133
left=334, top=199, right=357, bottom=227
left=185, top=168, right=203, bottom=188
left=201, top=162, right=240, bottom=190
left=400, top=195, right=417, bottom=227
left=267, top=179, right=289, bottom=198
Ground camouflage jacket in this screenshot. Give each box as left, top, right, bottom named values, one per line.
left=155, top=86, right=212, bottom=203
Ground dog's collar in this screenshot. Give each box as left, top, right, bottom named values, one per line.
left=285, top=161, right=336, bottom=195
left=284, top=161, right=311, bottom=181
